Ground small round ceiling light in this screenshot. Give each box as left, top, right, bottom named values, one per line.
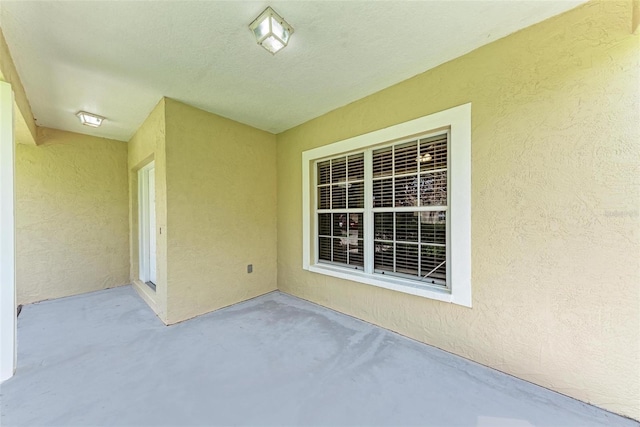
left=249, top=6, right=293, bottom=55
left=76, top=111, right=105, bottom=127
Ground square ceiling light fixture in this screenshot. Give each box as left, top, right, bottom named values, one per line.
left=76, top=111, right=105, bottom=127
left=249, top=6, right=293, bottom=55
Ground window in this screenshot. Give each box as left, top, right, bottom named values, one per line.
left=372, top=134, right=448, bottom=284
left=316, top=135, right=448, bottom=285
left=302, top=104, right=471, bottom=307
left=317, top=154, right=365, bottom=268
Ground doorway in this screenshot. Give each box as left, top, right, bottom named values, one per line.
left=138, top=162, right=156, bottom=290
left=0, top=81, right=16, bottom=381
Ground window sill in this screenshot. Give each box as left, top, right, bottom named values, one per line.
left=307, top=263, right=468, bottom=306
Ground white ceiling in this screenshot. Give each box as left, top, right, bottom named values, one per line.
left=0, top=0, right=585, bottom=141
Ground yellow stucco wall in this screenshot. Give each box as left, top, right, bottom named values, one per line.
left=0, top=28, right=37, bottom=145
left=276, top=0, right=639, bottom=420
left=16, top=128, right=129, bottom=304
left=127, top=99, right=169, bottom=323
left=164, top=98, right=278, bottom=325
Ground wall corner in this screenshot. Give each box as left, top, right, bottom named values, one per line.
left=0, top=28, right=37, bottom=145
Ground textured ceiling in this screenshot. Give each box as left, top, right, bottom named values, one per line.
left=0, top=1, right=585, bottom=141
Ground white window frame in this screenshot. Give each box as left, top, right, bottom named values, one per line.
left=302, top=103, right=471, bottom=307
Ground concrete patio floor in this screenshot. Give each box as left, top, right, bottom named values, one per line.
left=0, top=286, right=636, bottom=427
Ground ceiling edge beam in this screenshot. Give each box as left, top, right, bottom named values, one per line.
left=0, top=28, right=37, bottom=145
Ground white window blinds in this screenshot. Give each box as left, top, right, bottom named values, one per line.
left=316, top=133, right=448, bottom=287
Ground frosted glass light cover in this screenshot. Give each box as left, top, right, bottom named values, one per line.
left=271, top=17, right=289, bottom=43
left=253, top=18, right=270, bottom=41
left=262, top=36, right=285, bottom=54
left=249, top=7, right=293, bottom=55
left=76, top=111, right=104, bottom=127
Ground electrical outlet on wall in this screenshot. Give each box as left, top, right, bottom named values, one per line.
left=247, top=264, right=253, bottom=273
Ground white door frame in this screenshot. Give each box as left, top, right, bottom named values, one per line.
left=138, top=162, right=156, bottom=285
left=148, top=167, right=156, bottom=284
left=0, top=81, right=16, bottom=382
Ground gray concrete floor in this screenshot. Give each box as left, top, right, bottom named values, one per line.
left=1, top=286, right=636, bottom=427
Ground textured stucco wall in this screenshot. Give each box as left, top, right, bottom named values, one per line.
left=276, top=0, right=639, bottom=420
left=16, top=128, right=129, bottom=304
left=127, top=99, right=168, bottom=323
left=164, top=98, right=277, bottom=325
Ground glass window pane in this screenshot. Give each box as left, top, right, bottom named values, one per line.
left=374, top=212, right=393, bottom=241
left=373, top=146, right=393, bottom=177
left=318, top=186, right=330, bottom=209
left=318, top=237, right=331, bottom=262
left=348, top=239, right=364, bottom=268
left=348, top=213, right=363, bottom=239
left=332, top=184, right=346, bottom=209
left=347, top=214, right=363, bottom=268
left=331, top=157, right=346, bottom=183
left=420, top=245, right=446, bottom=283
left=348, top=182, right=364, bottom=208
left=333, top=237, right=347, bottom=264
left=373, top=178, right=393, bottom=208
left=318, top=160, right=330, bottom=185
left=394, top=141, right=418, bottom=175
left=395, top=175, right=418, bottom=207
left=420, top=171, right=447, bottom=206
left=396, top=243, right=419, bottom=276
left=333, top=213, right=348, bottom=237
left=396, top=212, right=418, bottom=242
left=420, top=211, right=446, bottom=246
left=348, top=154, right=364, bottom=180
left=419, top=134, right=447, bottom=172
left=318, top=213, right=331, bottom=236
left=374, top=242, right=394, bottom=272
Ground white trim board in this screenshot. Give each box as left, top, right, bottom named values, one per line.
left=301, top=103, right=472, bottom=307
